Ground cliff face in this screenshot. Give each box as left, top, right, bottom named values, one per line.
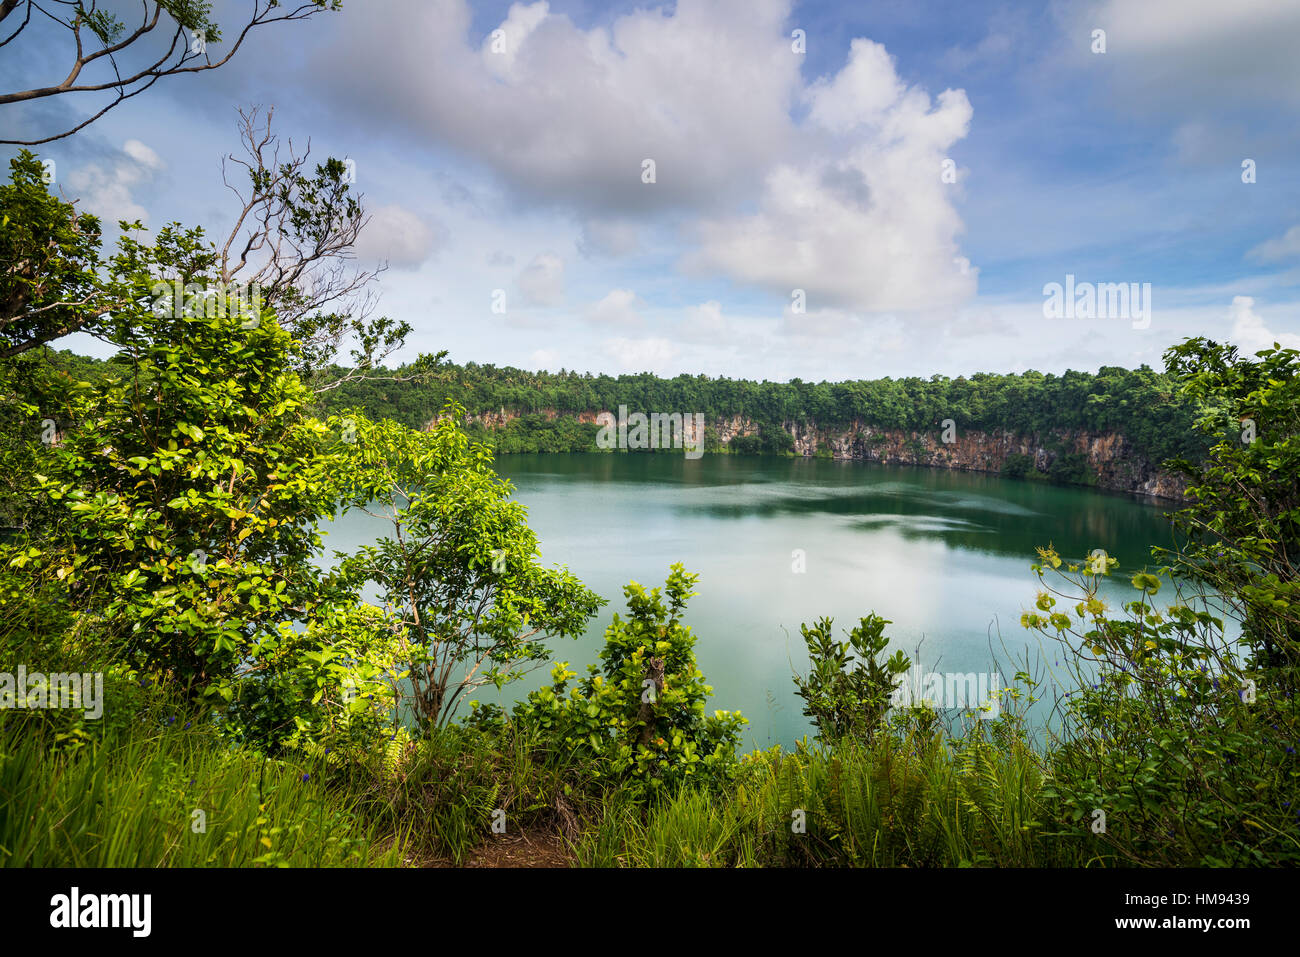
left=430, top=409, right=1188, bottom=502
left=780, top=420, right=1187, bottom=501
left=432, top=407, right=602, bottom=428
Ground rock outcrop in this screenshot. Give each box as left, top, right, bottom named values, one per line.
left=428, top=409, right=1189, bottom=502
left=780, top=420, right=1187, bottom=501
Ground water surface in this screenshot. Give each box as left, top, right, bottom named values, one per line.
left=323, top=453, right=1179, bottom=749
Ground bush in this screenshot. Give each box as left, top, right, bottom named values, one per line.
left=793, top=614, right=911, bottom=743
left=502, top=564, right=746, bottom=797
left=1023, top=545, right=1300, bottom=865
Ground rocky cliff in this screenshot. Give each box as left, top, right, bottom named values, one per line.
left=786, top=420, right=1187, bottom=501
left=431, top=409, right=1189, bottom=502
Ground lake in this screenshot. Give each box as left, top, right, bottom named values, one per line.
left=321, top=452, right=1180, bottom=749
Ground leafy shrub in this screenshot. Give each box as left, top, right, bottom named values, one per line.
left=500, top=564, right=746, bottom=797
left=793, top=614, right=911, bottom=743
left=226, top=600, right=407, bottom=756
left=1023, top=545, right=1300, bottom=865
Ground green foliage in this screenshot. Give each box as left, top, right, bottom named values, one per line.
left=309, top=360, right=1209, bottom=486
left=228, top=600, right=407, bottom=756
left=0, top=705, right=402, bottom=868
left=504, top=564, right=746, bottom=797
left=333, top=410, right=605, bottom=732
left=0, top=152, right=105, bottom=358
left=571, top=719, right=1051, bottom=868
left=1162, top=338, right=1300, bottom=682
left=1000, top=452, right=1038, bottom=480
left=7, top=224, right=345, bottom=701
left=793, top=614, right=911, bottom=743
left=1023, top=544, right=1300, bottom=865
left=1046, top=450, right=1095, bottom=486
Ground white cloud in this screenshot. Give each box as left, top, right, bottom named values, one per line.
left=352, top=204, right=441, bottom=270
left=517, top=252, right=565, bottom=306
left=314, top=1, right=977, bottom=314
left=1228, top=296, right=1300, bottom=355
left=1085, top=0, right=1300, bottom=55
left=601, top=336, right=678, bottom=372
left=805, top=39, right=907, bottom=133
left=686, top=40, right=976, bottom=312
left=586, top=288, right=642, bottom=327
left=122, top=139, right=163, bottom=170
left=1250, top=225, right=1300, bottom=265
left=320, top=0, right=800, bottom=214
left=481, top=1, right=550, bottom=77
left=1066, top=0, right=1300, bottom=108
left=66, top=140, right=165, bottom=225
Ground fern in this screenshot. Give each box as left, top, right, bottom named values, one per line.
left=381, top=727, right=412, bottom=780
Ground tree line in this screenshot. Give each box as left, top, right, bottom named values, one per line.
left=306, top=358, right=1213, bottom=468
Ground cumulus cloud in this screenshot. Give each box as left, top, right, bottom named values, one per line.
left=66, top=139, right=165, bottom=225
left=686, top=39, right=976, bottom=311
left=482, top=0, right=550, bottom=77
left=601, top=336, right=678, bottom=372
left=352, top=204, right=441, bottom=270
left=314, top=0, right=977, bottom=313
left=1083, top=0, right=1300, bottom=56
left=586, top=288, right=642, bottom=327
left=1066, top=0, right=1300, bottom=108
left=1228, top=296, right=1300, bottom=355
left=517, top=252, right=565, bottom=306
left=318, top=0, right=799, bottom=214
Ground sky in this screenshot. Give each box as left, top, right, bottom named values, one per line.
left=4, top=0, right=1300, bottom=381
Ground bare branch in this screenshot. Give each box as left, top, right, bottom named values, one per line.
left=0, top=1, right=341, bottom=145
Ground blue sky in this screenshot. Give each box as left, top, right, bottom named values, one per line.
left=4, top=0, right=1300, bottom=380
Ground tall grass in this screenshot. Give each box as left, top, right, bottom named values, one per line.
left=570, top=719, right=1092, bottom=868
left=0, top=712, right=406, bottom=867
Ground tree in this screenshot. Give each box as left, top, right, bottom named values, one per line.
left=0, top=0, right=342, bottom=145
left=2, top=111, right=442, bottom=392
left=216, top=106, right=434, bottom=390
left=793, top=614, right=912, bottom=743
left=0, top=151, right=105, bottom=358
left=1023, top=544, right=1298, bottom=865
left=1162, top=337, right=1300, bottom=680
left=334, top=411, right=605, bottom=731
left=12, top=223, right=351, bottom=697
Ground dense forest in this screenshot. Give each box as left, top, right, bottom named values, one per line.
left=310, top=359, right=1213, bottom=470
left=45, top=350, right=1213, bottom=492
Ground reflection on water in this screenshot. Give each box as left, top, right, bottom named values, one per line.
left=322, top=452, right=1183, bottom=749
